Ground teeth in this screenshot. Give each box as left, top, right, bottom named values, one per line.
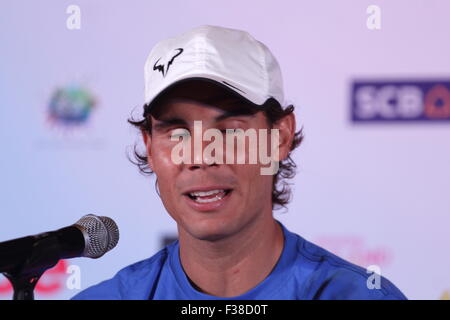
left=193, top=193, right=225, bottom=203
left=189, top=189, right=224, bottom=197
left=188, top=189, right=229, bottom=203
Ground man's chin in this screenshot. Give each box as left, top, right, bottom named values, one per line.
left=182, top=221, right=238, bottom=242
left=195, top=233, right=229, bottom=242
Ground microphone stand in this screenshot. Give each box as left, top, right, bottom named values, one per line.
left=1, top=235, right=61, bottom=300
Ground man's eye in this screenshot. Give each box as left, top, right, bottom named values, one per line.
left=221, top=128, right=245, bottom=134
left=170, top=128, right=190, bottom=139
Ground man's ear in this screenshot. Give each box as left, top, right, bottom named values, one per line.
left=273, top=112, right=296, bottom=161
left=141, top=129, right=154, bottom=171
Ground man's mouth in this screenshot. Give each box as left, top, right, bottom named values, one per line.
left=187, top=189, right=232, bottom=203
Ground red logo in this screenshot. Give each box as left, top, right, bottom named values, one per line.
left=314, top=236, right=393, bottom=268
left=0, top=260, right=68, bottom=297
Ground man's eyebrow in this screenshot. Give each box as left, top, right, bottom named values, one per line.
left=152, top=109, right=256, bottom=130
left=214, top=110, right=256, bottom=121
left=152, top=117, right=188, bottom=131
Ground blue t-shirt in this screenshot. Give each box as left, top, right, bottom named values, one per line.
left=71, top=221, right=407, bottom=300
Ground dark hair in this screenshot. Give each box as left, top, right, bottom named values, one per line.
left=127, top=97, right=304, bottom=210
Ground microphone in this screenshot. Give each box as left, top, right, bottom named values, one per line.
left=0, top=214, right=120, bottom=275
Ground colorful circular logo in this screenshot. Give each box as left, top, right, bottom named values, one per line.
left=48, top=84, right=96, bottom=126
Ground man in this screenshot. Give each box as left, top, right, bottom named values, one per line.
left=72, top=25, right=406, bottom=299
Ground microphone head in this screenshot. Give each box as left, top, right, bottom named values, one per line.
left=74, top=214, right=120, bottom=258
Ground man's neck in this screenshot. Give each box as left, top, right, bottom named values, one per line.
left=177, top=217, right=284, bottom=297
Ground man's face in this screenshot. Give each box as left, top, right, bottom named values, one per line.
left=143, top=81, right=279, bottom=241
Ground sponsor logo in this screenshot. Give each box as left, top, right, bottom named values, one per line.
left=314, top=235, right=392, bottom=268
left=47, top=84, right=96, bottom=128
left=0, top=260, right=69, bottom=298
left=351, top=79, right=450, bottom=122
left=153, top=48, right=184, bottom=77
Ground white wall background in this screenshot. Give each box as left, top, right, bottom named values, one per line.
left=1, top=0, right=449, bottom=300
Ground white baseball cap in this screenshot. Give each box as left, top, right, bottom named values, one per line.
left=143, top=25, right=285, bottom=110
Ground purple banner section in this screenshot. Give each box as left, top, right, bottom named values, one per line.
left=351, top=79, right=450, bottom=122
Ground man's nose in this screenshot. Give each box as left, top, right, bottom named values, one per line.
left=188, top=131, right=223, bottom=170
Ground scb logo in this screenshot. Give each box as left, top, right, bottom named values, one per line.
left=351, top=80, right=450, bottom=121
